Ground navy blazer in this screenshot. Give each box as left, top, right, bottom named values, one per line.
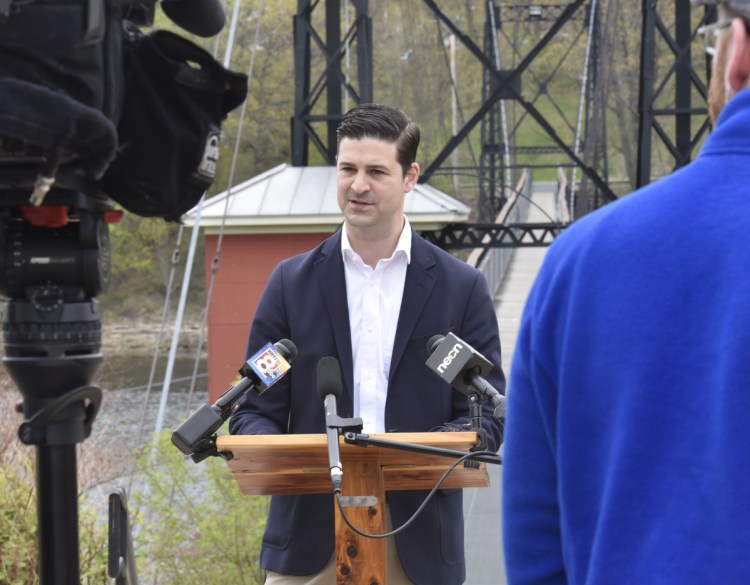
left=229, top=229, right=504, bottom=585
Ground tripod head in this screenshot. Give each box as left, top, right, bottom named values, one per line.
left=0, top=187, right=114, bottom=445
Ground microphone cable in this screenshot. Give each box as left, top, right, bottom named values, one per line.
left=334, top=447, right=498, bottom=539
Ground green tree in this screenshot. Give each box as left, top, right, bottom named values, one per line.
left=131, top=431, right=268, bottom=584
left=104, top=213, right=198, bottom=320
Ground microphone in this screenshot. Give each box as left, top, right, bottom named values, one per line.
left=160, top=0, right=226, bottom=38
left=426, top=333, right=505, bottom=420
left=171, top=339, right=298, bottom=456
left=316, top=356, right=344, bottom=494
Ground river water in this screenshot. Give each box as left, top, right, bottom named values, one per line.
left=1, top=350, right=209, bottom=455
left=91, top=352, right=209, bottom=450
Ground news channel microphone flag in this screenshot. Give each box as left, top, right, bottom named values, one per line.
left=250, top=343, right=291, bottom=384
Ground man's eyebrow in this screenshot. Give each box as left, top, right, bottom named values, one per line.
left=337, top=160, right=391, bottom=172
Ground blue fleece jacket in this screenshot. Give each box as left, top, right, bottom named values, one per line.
left=502, top=88, right=750, bottom=585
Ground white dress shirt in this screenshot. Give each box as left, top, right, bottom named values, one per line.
left=341, top=217, right=411, bottom=433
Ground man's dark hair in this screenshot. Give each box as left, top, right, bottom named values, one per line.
left=336, top=103, right=420, bottom=176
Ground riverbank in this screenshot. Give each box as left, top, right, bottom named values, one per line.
left=102, top=320, right=207, bottom=358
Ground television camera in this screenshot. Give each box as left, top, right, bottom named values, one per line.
left=0, top=0, right=246, bottom=581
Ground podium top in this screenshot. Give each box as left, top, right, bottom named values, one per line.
left=216, top=432, right=491, bottom=495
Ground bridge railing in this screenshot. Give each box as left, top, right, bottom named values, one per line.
left=556, top=166, right=571, bottom=225
left=468, top=169, right=533, bottom=297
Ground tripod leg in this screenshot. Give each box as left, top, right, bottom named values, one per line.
left=36, top=443, right=80, bottom=584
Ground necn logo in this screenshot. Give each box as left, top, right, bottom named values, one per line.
left=437, top=343, right=464, bottom=374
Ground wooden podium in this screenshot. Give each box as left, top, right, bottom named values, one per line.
left=216, top=432, right=489, bottom=585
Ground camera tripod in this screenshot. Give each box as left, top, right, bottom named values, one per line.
left=1, top=188, right=112, bottom=584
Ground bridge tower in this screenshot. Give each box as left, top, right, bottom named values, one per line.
left=637, top=1, right=715, bottom=187
left=291, top=0, right=372, bottom=166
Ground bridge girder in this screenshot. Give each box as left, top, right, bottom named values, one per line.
left=291, top=1, right=714, bottom=249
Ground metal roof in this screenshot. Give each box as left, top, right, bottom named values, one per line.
left=183, top=164, right=470, bottom=234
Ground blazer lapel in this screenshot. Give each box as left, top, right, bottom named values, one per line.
left=314, top=231, right=355, bottom=406
left=389, top=232, right=436, bottom=381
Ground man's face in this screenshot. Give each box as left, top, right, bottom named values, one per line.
left=336, top=136, right=418, bottom=237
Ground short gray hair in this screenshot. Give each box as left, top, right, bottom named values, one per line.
left=691, top=0, right=750, bottom=20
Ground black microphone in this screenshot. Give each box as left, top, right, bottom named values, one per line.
left=316, top=356, right=343, bottom=494
left=426, top=333, right=505, bottom=420
left=160, top=0, right=226, bottom=38
left=171, top=339, right=298, bottom=456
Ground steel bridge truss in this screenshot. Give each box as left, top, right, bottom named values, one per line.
left=420, top=0, right=616, bottom=210
left=421, top=222, right=562, bottom=249
left=291, top=1, right=714, bottom=249
left=636, top=2, right=715, bottom=187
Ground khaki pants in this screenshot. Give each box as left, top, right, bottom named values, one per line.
left=264, top=508, right=412, bottom=585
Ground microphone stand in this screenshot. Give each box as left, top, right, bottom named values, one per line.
left=339, top=390, right=501, bottom=466
left=318, top=392, right=500, bottom=583
left=467, top=391, right=489, bottom=453
left=342, top=431, right=501, bottom=465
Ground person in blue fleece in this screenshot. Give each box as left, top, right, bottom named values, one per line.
left=502, top=1, right=750, bottom=583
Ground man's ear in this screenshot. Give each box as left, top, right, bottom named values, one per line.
left=404, top=162, right=420, bottom=192
left=727, top=18, right=750, bottom=92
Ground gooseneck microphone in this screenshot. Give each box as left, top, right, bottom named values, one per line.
left=172, top=339, right=298, bottom=456
left=426, top=333, right=505, bottom=420
left=317, top=356, right=344, bottom=494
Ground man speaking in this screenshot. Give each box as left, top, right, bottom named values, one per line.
left=229, top=103, right=504, bottom=584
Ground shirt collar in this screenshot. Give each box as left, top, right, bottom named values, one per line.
left=341, top=216, right=412, bottom=264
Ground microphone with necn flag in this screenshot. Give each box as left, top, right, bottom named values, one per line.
left=171, top=339, right=297, bottom=457
left=316, top=356, right=344, bottom=494
left=426, top=332, right=505, bottom=420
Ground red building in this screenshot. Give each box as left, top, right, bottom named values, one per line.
left=184, top=164, right=470, bottom=401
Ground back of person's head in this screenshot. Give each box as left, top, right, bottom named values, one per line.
left=336, top=103, right=420, bottom=175
left=694, top=0, right=750, bottom=121
left=693, top=0, right=750, bottom=24
left=693, top=0, right=750, bottom=18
